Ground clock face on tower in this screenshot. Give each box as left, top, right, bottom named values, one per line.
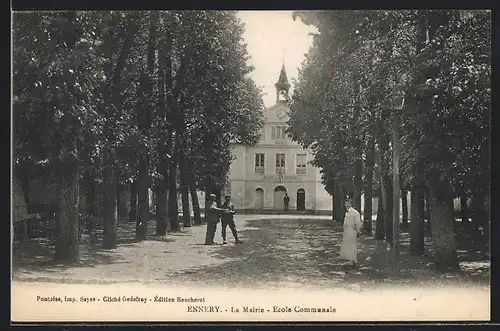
left=277, top=109, right=286, bottom=119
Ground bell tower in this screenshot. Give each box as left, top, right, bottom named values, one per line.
left=275, top=64, right=290, bottom=104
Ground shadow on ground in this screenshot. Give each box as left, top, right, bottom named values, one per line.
left=12, top=217, right=490, bottom=288
left=167, top=218, right=490, bottom=288
left=12, top=220, right=175, bottom=275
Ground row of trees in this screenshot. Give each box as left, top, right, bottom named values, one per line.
left=288, top=10, right=490, bottom=271
left=13, top=11, right=265, bottom=262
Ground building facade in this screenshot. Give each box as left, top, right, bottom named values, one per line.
left=226, top=65, right=333, bottom=213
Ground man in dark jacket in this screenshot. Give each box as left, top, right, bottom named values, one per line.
left=221, top=196, right=243, bottom=244
left=204, top=194, right=225, bottom=245
left=283, top=193, right=290, bottom=211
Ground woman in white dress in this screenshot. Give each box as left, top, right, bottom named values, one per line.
left=339, top=198, right=362, bottom=268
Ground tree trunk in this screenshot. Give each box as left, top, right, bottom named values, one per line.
left=108, top=15, right=138, bottom=227
left=157, top=129, right=173, bottom=235
left=189, top=163, right=202, bottom=225
left=383, top=173, right=393, bottom=246
left=352, top=75, right=363, bottom=213
left=18, top=163, right=31, bottom=206
left=18, top=169, right=32, bottom=240
left=364, top=134, right=375, bottom=235
left=155, top=179, right=168, bottom=236
left=377, top=110, right=392, bottom=245
left=129, top=179, right=138, bottom=223
left=82, top=169, right=96, bottom=240
left=54, top=13, right=80, bottom=262
left=116, top=173, right=121, bottom=227
left=471, top=191, right=486, bottom=230
left=135, top=155, right=149, bottom=240
left=181, top=187, right=191, bottom=227
left=168, top=157, right=180, bottom=232
left=155, top=143, right=170, bottom=236
left=471, top=190, right=487, bottom=245
left=54, top=158, right=80, bottom=262
left=392, top=106, right=401, bottom=267
left=428, top=184, right=459, bottom=272
left=460, top=190, right=468, bottom=223
left=334, top=185, right=345, bottom=222
left=331, top=195, right=335, bottom=221
left=135, top=12, right=159, bottom=241
left=377, top=141, right=393, bottom=245
left=179, top=155, right=191, bottom=227
left=135, top=166, right=150, bottom=240
left=374, top=145, right=386, bottom=240
left=425, top=191, right=432, bottom=234
left=484, top=194, right=490, bottom=249
left=204, top=187, right=211, bottom=222
left=102, top=157, right=118, bottom=249
left=354, top=159, right=362, bottom=214
left=154, top=183, right=160, bottom=218
left=150, top=187, right=156, bottom=212
left=401, top=188, right=409, bottom=229
left=410, top=181, right=425, bottom=256
left=191, top=186, right=202, bottom=225
left=85, top=173, right=96, bottom=216
left=100, top=14, right=134, bottom=235
left=375, top=188, right=385, bottom=240
left=155, top=28, right=171, bottom=236
left=215, top=188, right=223, bottom=207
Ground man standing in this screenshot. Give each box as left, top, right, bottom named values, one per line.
left=204, top=194, right=225, bottom=245
left=339, top=197, right=362, bottom=268
left=221, top=196, right=243, bottom=244
left=283, top=193, right=290, bottom=212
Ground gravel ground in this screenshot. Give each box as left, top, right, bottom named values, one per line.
left=12, top=214, right=490, bottom=291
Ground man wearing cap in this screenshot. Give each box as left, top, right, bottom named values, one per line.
left=204, top=193, right=226, bottom=245
left=339, top=197, right=362, bottom=268
left=221, top=196, right=243, bottom=244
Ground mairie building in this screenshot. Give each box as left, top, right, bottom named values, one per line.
left=225, top=65, right=333, bottom=213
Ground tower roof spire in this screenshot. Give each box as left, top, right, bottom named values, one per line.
left=275, top=63, right=290, bottom=89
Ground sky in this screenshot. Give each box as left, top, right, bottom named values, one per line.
left=237, top=11, right=317, bottom=108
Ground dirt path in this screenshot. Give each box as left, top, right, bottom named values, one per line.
left=12, top=215, right=490, bottom=290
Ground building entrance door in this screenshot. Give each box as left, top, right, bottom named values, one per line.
left=273, top=186, right=287, bottom=210
left=255, top=188, right=264, bottom=210
left=297, top=188, right=305, bottom=211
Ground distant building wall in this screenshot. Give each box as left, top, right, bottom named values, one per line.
left=227, top=101, right=333, bottom=212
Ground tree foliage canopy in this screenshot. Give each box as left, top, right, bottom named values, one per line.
left=13, top=10, right=265, bottom=191
left=287, top=10, right=490, bottom=197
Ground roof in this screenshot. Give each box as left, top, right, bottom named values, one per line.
left=275, top=64, right=290, bottom=89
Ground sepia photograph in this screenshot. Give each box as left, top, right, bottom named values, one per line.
left=11, top=9, right=491, bottom=322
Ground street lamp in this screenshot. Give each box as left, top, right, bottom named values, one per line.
left=391, top=89, right=405, bottom=272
